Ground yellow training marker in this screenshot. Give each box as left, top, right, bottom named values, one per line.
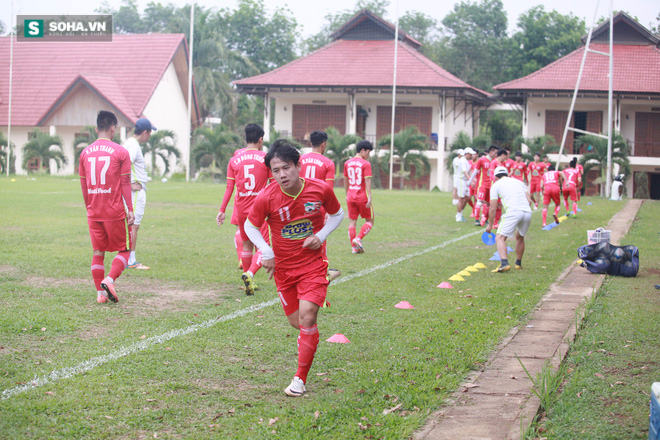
left=448, top=275, right=465, bottom=281
left=458, top=270, right=471, bottom=277
left=465, top=266, right=478, bottom=272
left=474, top=262, right=487, bottom=269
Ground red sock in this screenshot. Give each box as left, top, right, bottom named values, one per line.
left=91, top=255, right=105, bottom=290
left=573, top=202, right=578, bottom=215
left=248, top=250, right=262, bottom=275
left=554, top=205, right=561, bottom=216
left=358, top=222, right=372, bottom=239
left=295, top=324, right=319, bottom=383
left=348, top=226, right=356, bottom=245
left=241, top=251, right=253, bottom=274
left=234, top=230, right=243, bottom=265
left=542, top=209, right=548, bottom=224
left=108, top=251, right=129, bottom=280
left=563, top=199, right=569, bottom=211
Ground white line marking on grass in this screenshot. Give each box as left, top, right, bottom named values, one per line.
left=1, top=228, right=483, bottom=400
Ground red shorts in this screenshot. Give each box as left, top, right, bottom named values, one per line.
left=275, top=257, right=329, bottom=316
left=563, top=186, right=578, bottom=201
left=543, top=186, right=560, bottom=205
left=347, top=200, right=373, bottom=220
left=477, top=185, right=490, bottom=202
left=230, top=206, right=238, bottom=226
left=469, top=184, right=477, bottom=197
left=529, top=180, right=541, bottom=193
left=239, top=216, right=270, bottom=244
left=88, top=218, right=131, bottom=252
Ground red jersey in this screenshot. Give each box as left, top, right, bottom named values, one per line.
left=300, top=152, right=335, bottom=188
left=474, top=156, right=492, bottom=188
left=511, top=161, right=527, bottom=182
left=563, top=168, right=580, bottom=188
left=248, top=178, right=342, bottom=269
left=542, top=170, right=561, bottom=189
left=489, top=158, right=507, bottom=179
left=504, top=158, right=516, bottom=175
left=528, top=162, right=546, bottom=182
left=343, top=156, right=372, bottom=202
left=225, top=149, right=271, bottom=215
left=79, top=138, right=132, bottom=222
left=576, top=163, right=584, bottom=177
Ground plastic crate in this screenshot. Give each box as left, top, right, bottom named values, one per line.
left=587, top=228, right=611, bottom=245
left=651, top=383, right=660, bottom=440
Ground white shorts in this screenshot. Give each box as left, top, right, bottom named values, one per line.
left=497, top=210, right=532, bottom=238
left=132, top=188, right=147, bottom=226
left=457, top=179, right=470, bottom=198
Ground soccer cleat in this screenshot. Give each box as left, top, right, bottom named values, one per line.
left=515, top=264, right=523, bottom=270
left=100, top=277, right=119, bottom=303
left=128, top=262, right=150, bottom=270
left=456, top=217, right=467, bottom=222
left=352, top=238, right=364, bottom=253
left=553, top=214, right=559, bottom=224
left=491, top=265, right=511, bottom=273
left=542, top=223, right=547, bottom=228
left=284, top=376, right=306, bottom=397
left=241, top=273, right=255, bottom=296
left=327, top=268, right=341, bottom=283
left=352, top=247, right=360, bottom=254
left=97, top=292, right=108, bottom=304
left=474, top=219, right=481, bottom=227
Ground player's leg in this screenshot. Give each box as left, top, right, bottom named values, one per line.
left=101, top=218, right=132, bottom=303
left=355, top=204, right=373, bottom=251
left=514, top=212, right=532, bottom=268
left=88, top=220, right=108, bottom=303
left=238, top=218, right=257, bottom=295
left=542, top=190, right=550, bottom=226
left=562, top=188, right=570, bottom=213
left=347, top=201, right=359, bottom=252
left=492, top=211, right=516, bottom=272
left=234, top=228, right=243, bottom=269
left=128, top=189, right=149, bottom=269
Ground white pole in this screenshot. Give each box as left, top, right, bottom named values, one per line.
left=605, top=0, right=614, bottom=198
left=388, top=0, right=400, bottom=190
left=7, top=2, right=15, bottom=176
left=186, top=3, right=194, bottom=182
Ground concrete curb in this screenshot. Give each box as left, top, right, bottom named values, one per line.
left=414, top=199, right=643, bottom=440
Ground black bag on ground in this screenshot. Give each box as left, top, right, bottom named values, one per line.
left=577, top=243, right=639, bottom=277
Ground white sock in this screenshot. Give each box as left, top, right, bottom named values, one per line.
left=129, top=251, right=136, bottom=264
left=247, top=271, right=254, bottom=278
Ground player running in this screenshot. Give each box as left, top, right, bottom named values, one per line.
left=344, top=140, right=374, bottom=253
left=217, top=124, right=271, bottom=295
left=527, top=153, right=546, bottom=210
left=541, top=164, right=563, bottom=227
left=245, top=139, right=344, bottom=397
left=468, top=145, right=498, bottom=226
left=79, top=110, right=135, bottom=304
left=561, top=158, right=582, bottom=217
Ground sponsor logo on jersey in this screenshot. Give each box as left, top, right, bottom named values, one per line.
left=304, top=201, right=322, bottom=215
left=87, top=187, right=112, bottom=194
left=281, top=219, right=313, bottom=240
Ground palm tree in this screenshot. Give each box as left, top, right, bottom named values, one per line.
left=512, top=134, right=558, bottom=161
left=72, top=126, right=98, bottom=171
left=378, top=126, right=431, bottom=190
left=577, top=132, right=630, bottom=197
left=143, top=130, right=180, bottom=177
left=0, top=131, right=15, bottom=174
left=445, top=131, right=491, bottom=172
left=21, top=130, right=66, bottom=174
left=192, top=124, right=241, bottom=180
left=324, top=127, right=362, bottom=177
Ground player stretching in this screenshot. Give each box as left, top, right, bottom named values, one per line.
left=245, top=140, right=344, bottom=397
left=344, top=140, right=374, bottom=253
left=527, top=153, right=546, bottom=210
left=562, top=158, right=582, bottom=217
left=541, top=164, right=563, bottom=227
left=79, top=110, right=135, bottom=304
left=469, top=145, right=498, bottom=226
left=217, top=124, right=271, bottom=295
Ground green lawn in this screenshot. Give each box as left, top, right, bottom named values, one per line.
left=0, top=175, right=626, bottom=439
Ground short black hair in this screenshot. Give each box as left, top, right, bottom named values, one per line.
left=496, top=148, right=508, bottom=157
left=97, top=110, right=117, bottom=131
left=534, top=153, right=541, bottom=158
left=265, top=139, right=300, bottom=169
left=569, top=157, right=577, bottom=168
left=548, top=164, right=555, bottom=171
left=310, top=131, right=327, bottom=147
left=245, top=124, right=265, bottom=144
left=488, top=145, right=499, bottom=153
left=514, top=151, right=522, bottom=157
left=356, top=140, right=373, bottom=153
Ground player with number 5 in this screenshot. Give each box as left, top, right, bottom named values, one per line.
left=343, top=140, right=374, bottom=254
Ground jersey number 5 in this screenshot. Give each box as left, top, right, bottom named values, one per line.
left=244, top=164, right=256, bottom=190
left=88, top=156, right=110, bottom=186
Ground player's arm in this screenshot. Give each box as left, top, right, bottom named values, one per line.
left=365, top=177, right=372, bottom=208
left=245, top=218, right=274, bottom=278
left=326, top=162, right=336, bottom=185
left=304, top=207, right=344, bottom=250
left=79, top=160, right=90, bottom=207
left=121, top=172, right=135, bottom=226
left=343, top=168, right=349, bottom=195
left=486, top=195, right=498, bottom=233
left=217, top=178, right=235, bottom=226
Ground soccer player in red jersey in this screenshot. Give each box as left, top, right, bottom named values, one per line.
left=344, top=140, right=374, bottom=253
left=504, top=148, right=516, bottom=176
left=562, top=158, right=582, bottom=217
left=468, top=151, right=480, bottom=218
left=576, top=162, right=584, bottom=201
left=468, top=145, right=498, bottom=226
left=300, top=131, right=335, bottom=187
left=79, top=111, right=134, bottom=304
left=541, top=164, right=563, bottom=227
left=511, top=151, right=528, bottom=183
left=217, top=124, right=271, bottom=295
left=527, top=153, right=546, bottom=210
left=245, top=139, right=344, bottom=397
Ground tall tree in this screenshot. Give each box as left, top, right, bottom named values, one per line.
left=577, top=132, right=630, bottom=197
left=378, top=126, right=430, bottom=190
left=191, top=124, right=241, bottom=179
left=438, top=0, right=512, bottom=91
left=21, top=130, right=66, bottom=174
left=143, top=130, right=180, bottom=177
left=324, top=127, right=363, bottom=176
left=72, top=126, right=97, bottom=171
left=511, top=6, right=585, bottom=77
left=0, top=131, right=15, bottom=174
left=399, top=11, right=441, bottom=61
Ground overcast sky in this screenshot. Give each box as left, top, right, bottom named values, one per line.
left=2, top=0, right=658, bottom=38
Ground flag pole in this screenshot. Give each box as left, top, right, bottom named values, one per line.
left=186, top=3, right=194, bottom=182
left=388, top=0, right=400, bottom=190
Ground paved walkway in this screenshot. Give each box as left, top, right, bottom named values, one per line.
left=414, top=199, right=642, bottom=440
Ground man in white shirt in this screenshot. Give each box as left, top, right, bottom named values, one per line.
left=456, top=148, right=475, bottom=222
left=486, top=166, right=533, bottom=273
left=451, top=149, right=463, bottom=206
left=122, top=118, right=155, bottom=270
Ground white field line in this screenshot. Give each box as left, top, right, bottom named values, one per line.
left=1, top=227, right=483, bottom=400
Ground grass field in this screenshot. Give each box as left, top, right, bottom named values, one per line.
left=0, top=176, right=625, bottom=439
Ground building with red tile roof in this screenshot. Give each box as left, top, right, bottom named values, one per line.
left=493, top=12, right=660, bottom=198
left=234, top=9, right=491, bottom=191
left=0, top=33, right=199, bottom=175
